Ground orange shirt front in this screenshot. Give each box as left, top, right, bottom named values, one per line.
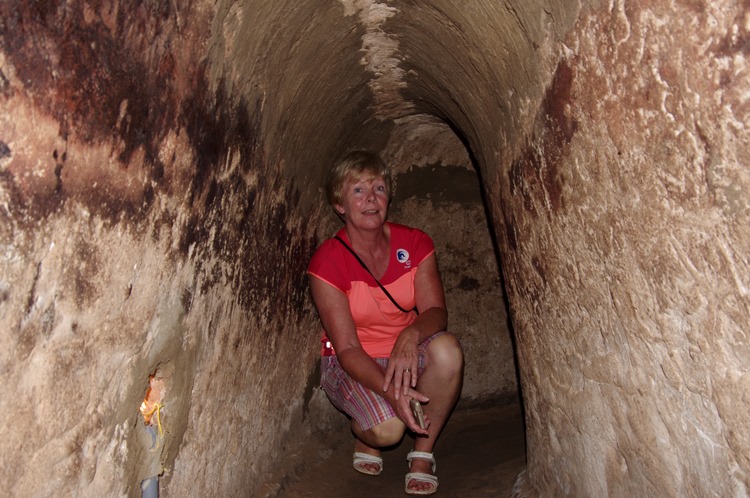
left=307, top=222, right=435, bottom=358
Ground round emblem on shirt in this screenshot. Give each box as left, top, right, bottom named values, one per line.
left=396, top=248, right=410, bottom=263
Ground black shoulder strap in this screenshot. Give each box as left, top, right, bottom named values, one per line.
left=334, top=236, right=418, bottom=315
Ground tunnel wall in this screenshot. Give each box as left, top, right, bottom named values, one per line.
left=495, top=1, right=750, bottom=495
left=382, top=0, right=748, bottom=494
left=0, top=2, right=336, bottom=496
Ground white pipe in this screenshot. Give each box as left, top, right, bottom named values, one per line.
left=141, top=476, right=159, bottom=498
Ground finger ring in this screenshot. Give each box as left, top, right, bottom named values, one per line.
left=404, top=367, right=411, bottom=373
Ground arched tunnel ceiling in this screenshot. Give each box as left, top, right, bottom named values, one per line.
left=0, top=0, right=582, bottom=227
left=208, top=0, right=581, bottom=192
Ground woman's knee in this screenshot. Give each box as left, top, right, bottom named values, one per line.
left=367, top=417, right=406, bottom=446
left=426, top=332, right=464, bottom=371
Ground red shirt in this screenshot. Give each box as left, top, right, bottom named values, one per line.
left=307, top=222, right=435, bottom=358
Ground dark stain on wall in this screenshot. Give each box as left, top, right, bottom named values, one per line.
left=544, top=60, right=577, bottom=146
left=175, top=74, right=315, bottom=318
left=1, top=0, right=318, bottom=329
left=0, top=0, right=181, bottom=222
left=181, top=69, right=264, bottom=208
left=70, top=237, right=100, bottom=307
left=392, top=164, right=481, bottom=208
left=24, top=262, right=41, bottom=318
left=2, top=1, right=177, bottom=154
left=509, top=59, right=577, bottom=216
left=458, top=276, right=481, bottom=291
left=503, top=208, right=518, bottom=251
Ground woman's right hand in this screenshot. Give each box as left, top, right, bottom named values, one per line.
left=395, top=389, right=431, bottom=435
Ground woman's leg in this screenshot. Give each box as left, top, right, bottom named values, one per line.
left=350, top=416, right=405, bottom=473
left=321, top=356, right=407, bottom=473
left=352, top=416, right=406, bottom=448
left=409, top=333, right=464, bottom=491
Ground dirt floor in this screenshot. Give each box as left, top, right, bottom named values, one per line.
left=276, top=402, right=526, bottom=497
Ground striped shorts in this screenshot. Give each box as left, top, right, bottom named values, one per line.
left=320, top=332, right=445, bottom=431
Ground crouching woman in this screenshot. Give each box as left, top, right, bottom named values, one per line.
left=307, top=150, right=464, bottom=495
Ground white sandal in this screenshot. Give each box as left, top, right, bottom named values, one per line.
left=405, top=450, right=438, bottom=495
left=353, top=452, right=383, bottom=476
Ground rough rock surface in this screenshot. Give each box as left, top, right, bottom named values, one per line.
left=502, top=1, right=750, bottom=496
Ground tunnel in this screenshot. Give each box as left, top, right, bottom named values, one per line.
left=1, top=0, right=749, bottom=496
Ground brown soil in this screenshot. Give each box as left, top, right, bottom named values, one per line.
left=277, top=403, right=526, bottom=497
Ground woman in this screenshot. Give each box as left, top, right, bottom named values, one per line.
left=307, top=150, right=464, bottom=495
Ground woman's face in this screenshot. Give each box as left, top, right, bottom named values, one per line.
left=335, top=173, right=389, bottom=231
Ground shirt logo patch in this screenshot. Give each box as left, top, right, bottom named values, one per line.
left=396, top=249, right=410, bottom=264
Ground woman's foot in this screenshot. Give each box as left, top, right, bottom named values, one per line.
left=352, top=439, right=383, bottom=475
left=405, top=451, right=438, bottom=495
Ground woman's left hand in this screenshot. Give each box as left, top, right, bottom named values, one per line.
left=383, top=327, right=420, bottom=399
left=383, top=254, right=448, bottom=399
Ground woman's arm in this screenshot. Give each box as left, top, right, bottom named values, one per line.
left=384, top=253, right=448, bottom=397
left=309, top=275, right=382, bottom=389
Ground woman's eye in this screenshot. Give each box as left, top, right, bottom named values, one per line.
left=353, top=187, right=362, bottom=193
left=376, top=185, right=385, bottom=191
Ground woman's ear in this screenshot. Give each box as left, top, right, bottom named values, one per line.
left=334, top=204, right=345, bottom=215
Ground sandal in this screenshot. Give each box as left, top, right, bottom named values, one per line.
left=353, top=452, right=383, bottom=476
left=405, top=450, right=438, bottom=495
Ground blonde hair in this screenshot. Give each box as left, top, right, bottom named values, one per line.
left=325, top=150, right=392, bottom=207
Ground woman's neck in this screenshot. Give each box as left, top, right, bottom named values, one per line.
left=345, top=222, right=389, bottom=252
left=345, top=223, right=391, bottom=279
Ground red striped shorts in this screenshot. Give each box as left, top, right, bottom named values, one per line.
left=320, top=332, right=445, bottom=431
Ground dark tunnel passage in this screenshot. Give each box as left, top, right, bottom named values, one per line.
left=1, top=1, right=748, bottom=497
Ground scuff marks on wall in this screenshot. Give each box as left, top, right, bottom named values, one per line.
left=509, top=59, right=577, bottom=218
